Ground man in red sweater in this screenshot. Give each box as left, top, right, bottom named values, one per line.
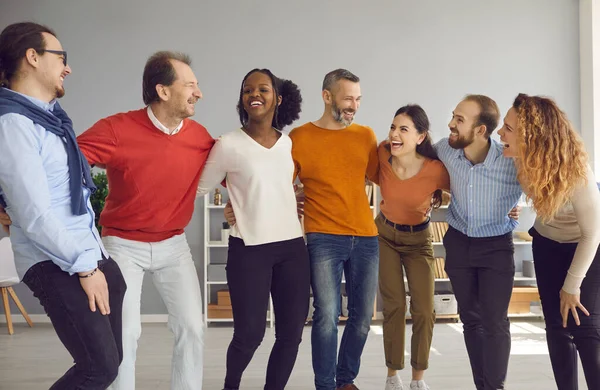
left=77, top=51, right=214, bottom=389
left=0, top=51, right=213, bottom=388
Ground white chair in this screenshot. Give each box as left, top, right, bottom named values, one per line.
left=0, top=237, right=33, bottom=335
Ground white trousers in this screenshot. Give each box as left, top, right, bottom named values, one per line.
left=104, top=233, right=204, bottom=390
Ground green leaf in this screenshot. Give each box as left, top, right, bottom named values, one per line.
left=90, top=171, right=108, bottom=234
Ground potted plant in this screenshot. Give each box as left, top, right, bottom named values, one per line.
left=90, top=171, right=108, bottom=234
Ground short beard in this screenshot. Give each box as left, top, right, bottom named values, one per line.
left=55, top=87, right=65, bottom=99
left=448, top=129, right=475, bottom=149
left=331, top=100, right=354, bottom=126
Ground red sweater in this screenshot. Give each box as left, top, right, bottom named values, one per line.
left=77, top=109, right=215, bottom=242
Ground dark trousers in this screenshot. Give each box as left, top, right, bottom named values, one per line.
left=530, top=228, right=600, bottom=390
left=443, top=226, right=514, bottom=390
left=224, top=237, right=310, bottom=390
left=22, top=258, right=127, bottom=390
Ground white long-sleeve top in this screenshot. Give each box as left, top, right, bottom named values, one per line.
left=533, top=166, right=600, bottom=294
left=197, top=128, right=303, bottom=246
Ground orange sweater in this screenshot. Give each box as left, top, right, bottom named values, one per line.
left=290, top=122, right=378, bottom=236
left=378, top=141, right=450, bottom=225
left=77, top=109, right=215, bottom=242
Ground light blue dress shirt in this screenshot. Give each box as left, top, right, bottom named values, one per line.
left=434, top=137, right=523, bottom=237
left=0, top=89, right=107, bottom=278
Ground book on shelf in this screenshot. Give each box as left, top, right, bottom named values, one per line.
left=434, top=257, right=448, bottom=279
left=430, top=221, right=449, bottom=242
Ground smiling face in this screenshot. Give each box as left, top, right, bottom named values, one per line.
left=241, top=71, right=279, bottom=123
left=326, top=79, right=361, bottom=126
left=37, top=32, right=71, bottom=99
left=388, top=113, right=425, bottom=157
left=447, top=99, right=480, bottom=149
left=497, top=107, right=519, bottom=158
left=160, top=59, right=202, bottom=119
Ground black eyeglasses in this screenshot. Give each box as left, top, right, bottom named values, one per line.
left=40, top=49, right=67, bottom=66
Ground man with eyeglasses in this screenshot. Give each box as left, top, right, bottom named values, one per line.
left=0, top=23, right=214, bottom=389
left=43, top=49, right=67, bottom=65
left=0, top=22, right=127, bottom=389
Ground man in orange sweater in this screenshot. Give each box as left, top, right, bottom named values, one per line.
left=291, top=69, right=379, bottom=390
left=224, top=69, right=378, bottom=390
left=78, top=51, right=214, bottom=390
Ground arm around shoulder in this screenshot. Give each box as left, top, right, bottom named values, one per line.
left=197, top=137, right=230, bottom=196
left=76, top=117, right=118, bottom=167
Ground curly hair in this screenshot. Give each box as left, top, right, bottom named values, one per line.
left=237, top=68, right=302, bottom=130
left=512, top=93, right=588, bottom=221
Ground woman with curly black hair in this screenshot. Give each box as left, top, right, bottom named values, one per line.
left=197, top=68, right=309, bottom=390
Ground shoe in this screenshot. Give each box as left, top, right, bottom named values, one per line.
left=409, top=380, right=430, bottom=390
left=336, top=384, right=359, bottom=390
left=385, top=374, right=404, bottom=390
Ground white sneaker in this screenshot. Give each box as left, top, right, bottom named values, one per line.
left=409, top=380, right=430, bottom=390
left=385, top=374, right=404, bottom=390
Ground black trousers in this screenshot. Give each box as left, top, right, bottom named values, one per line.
left=22, top=258, right=127, bottom=390
left=531, top=228, right=600, bottom=390
left=224, top=236, right=310, bottom=390
left=443, top=226, right=514, bottom=390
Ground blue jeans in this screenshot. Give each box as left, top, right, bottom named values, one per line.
left=306, top=233, right=379, bottom=390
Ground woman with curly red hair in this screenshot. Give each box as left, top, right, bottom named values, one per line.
left=498, top=94, right=600, bottom=390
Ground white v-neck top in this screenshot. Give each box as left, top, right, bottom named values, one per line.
left=197, top=128, right=303, bottom=245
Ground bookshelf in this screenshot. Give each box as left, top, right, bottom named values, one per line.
left=425, top=194, right=540, bottom=319
left=202, top=192, right=275, bottom=327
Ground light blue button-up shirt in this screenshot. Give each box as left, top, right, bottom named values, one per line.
left=0, top=89, right=107, bottom=278
left=434, top=137, right=522, bottom=238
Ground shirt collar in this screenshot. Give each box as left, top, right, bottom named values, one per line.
left=482, top=138, right=501, bottom=166
left=146, top=106, right=183, bottom=135
left=456, top=138, right=499, bottom=167
left=2, top=87, right=57, bottom=112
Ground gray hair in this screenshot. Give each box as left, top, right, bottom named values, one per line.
left=322, top=68, right=359, bottom=91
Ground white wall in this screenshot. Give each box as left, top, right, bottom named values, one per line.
left=1, top=0, right=581, bottom=314
left=580, top=0, right=600, bottom=180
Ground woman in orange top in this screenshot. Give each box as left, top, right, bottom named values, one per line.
left=376, top=105, right=450, bottom=390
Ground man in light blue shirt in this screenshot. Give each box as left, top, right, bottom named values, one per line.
left=0, top=22, right=126, bottom=389
left=434, top=95, right=522, bottom=390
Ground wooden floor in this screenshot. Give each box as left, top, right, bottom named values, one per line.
left=0, top=320, right=586, bottom=389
